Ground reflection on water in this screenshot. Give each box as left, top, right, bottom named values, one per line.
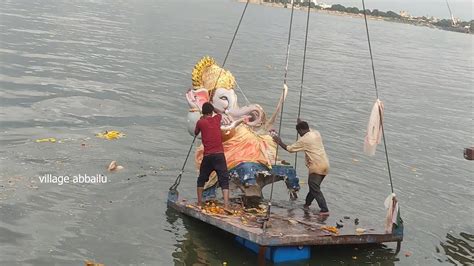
left=167, top=208, right=254, bottom=266
left=311, top=244, right=398, bottom=265
left=440, top=232, right=474, bottom=265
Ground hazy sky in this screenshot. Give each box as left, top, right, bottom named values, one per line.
left=319, top=0, right=473, bottom=20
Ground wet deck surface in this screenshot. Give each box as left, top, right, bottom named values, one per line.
left=168, top=198, right=403, bottom=246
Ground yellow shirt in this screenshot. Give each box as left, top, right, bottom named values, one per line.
left=287, top=130, right=329, bottom=175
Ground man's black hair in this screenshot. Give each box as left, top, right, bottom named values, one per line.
left=296, top=121, right=309, bottom=131
left=202, top=102, right=214, bottom=115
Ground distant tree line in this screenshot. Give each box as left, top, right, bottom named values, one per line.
left=263, top=0, right=315, bottom=7
left=263, top=0, right=472, bottom=33
left=264, top=1, right=401, bottom=18
left=326, top=4, right=401, bottom=18
left=433, top=19, right=473, bottom=30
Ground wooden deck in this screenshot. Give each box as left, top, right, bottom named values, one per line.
left=167, top=197, right=403, bottom=247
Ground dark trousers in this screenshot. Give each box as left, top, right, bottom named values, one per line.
left=305, top=173, right=329, bottom=212
left=197, top=153, right=229, bottom=189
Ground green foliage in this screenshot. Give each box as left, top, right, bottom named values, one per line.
left=329, top=4, right=345, bottom=12
left=345, top=7, right=360, bottom=14
left=300, top=0, right=311, bottom=7
left=370, top=9, right=386, bottom=17
left=434, top=19, right=452, bottom=27
left=385, top=11, right=400, bottom=18
left=360, top=9, right=371, bottom=15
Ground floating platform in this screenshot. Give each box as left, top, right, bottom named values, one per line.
left=168, top=196, right=403, bottom=263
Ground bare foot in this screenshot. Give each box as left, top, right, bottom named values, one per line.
left=319, top=211, right=330, bottom=216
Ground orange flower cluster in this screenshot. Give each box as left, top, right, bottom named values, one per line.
left=320, top=225, right=339, bottom=235
left=202, top=202, right=226, bottom=215
left=200, top=202, right=246, bottom=217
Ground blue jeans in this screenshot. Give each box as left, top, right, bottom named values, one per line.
left=305, top=173, right=329, bottom=212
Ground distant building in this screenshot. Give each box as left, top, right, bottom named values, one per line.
left=399, top=11, right=410, bottom=18
left=317, top=2, right=332, bottom=9
left=297, top=0, right=318, bottom=4
left=429, top=16, right=439, bottom=23
left=242, top=0, right=262, bottom=3
left=451, top=17, right=459, bottom=26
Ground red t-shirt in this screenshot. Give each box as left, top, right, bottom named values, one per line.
left=195, top=114, right=224, bottom=156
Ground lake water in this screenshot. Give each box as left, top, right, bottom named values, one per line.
left=1, top=0, right=473, bottom=265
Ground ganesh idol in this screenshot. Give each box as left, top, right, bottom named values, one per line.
left=185, top=56, right=299, bottom=205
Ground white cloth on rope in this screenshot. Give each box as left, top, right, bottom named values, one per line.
left=384, top=193, right=399, bottom=233
left=364, top=99, right=384, bottom=156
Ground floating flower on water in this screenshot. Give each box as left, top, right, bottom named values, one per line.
left=96, top=130, right=124, bottom=140
left=36, top=138, right=56, bottom=143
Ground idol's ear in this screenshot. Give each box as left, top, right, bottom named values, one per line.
left=186, top=88, right=209, bottom=110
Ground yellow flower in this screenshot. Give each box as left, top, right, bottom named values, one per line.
left=96, top=130, right=124, bottom=140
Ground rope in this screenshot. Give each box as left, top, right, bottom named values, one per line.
left=209, top=0, right=249, bottom=95
left=293, top=1, right=312, bottom=169
left=235, top=80, right=251, bottom=105
left=169, top=135, right=197, bottom=191
left=222, top=0, right=249, bottom=67
left=216, top=0, right=250, bottom=102
left=169, top=0, right=250, bottom=192
left=263, top=0, right=296, bottom=232
left=361, top=0, right=394, bottom=193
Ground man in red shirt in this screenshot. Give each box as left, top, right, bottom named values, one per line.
left=195, top=102, right=230, bottom=209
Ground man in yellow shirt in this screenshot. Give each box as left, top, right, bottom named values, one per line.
left=273, top=120, right=330, bottom=215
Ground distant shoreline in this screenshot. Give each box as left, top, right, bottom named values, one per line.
left=238, top=0, right=473, bottom=35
